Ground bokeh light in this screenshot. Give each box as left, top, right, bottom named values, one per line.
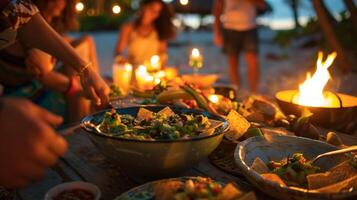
left=112, top=5, right=121, bottom=14
left=180, top=0, right=189, bottom=6
left=75, top=2, right=84, bottom=12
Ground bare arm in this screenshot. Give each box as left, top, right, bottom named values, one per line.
left=115, top=24, right=132, bottom=56
left=18, top=14, right=86, bottom=72
left=38, top=71, right=71, bottom=93
left=17, top=14, right=109, bottom=105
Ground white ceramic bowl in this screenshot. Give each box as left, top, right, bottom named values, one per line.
left=44, top=181, right=101, bottom=200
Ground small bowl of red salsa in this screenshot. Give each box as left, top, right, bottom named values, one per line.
left=44, top=181, right=101, bottom=200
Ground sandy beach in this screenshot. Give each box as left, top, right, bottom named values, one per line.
left=75, top=28, right=357, bottom=97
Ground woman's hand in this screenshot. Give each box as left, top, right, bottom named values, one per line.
left=0, top=97, right=67, bottom=188
left=79, top=67, right=110, bottom=106
left=25, top=48, right=54, bottom=78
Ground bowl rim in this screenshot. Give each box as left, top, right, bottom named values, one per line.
left=44, top=181, right=101, bottom=200
left=234, top=135, right=357, bottom=198
left=275, top=90, right=357, bottom=109
left=115, top=176, right=224, bottom=199
left=80, top=105, right=229, bottom=143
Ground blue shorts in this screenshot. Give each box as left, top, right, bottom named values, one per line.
left=223, top=28, right=258, bottom=55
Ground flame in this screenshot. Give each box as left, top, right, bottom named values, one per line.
left=294, top=52, right=337, bottom=107
left=209, top=95, right=220, bottom=104
left=192, top=48, right=200, bottom=57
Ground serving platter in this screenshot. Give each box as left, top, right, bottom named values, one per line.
left=234, top=135, right=357, bottom=200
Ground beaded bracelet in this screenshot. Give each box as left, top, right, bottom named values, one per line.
left=77, top=62, right=92, bottom=76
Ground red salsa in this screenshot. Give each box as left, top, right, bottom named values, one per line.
left=53, top=189, right=94, bottom=200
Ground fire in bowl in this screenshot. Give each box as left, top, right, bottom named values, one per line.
left=276, top=90, right=357, bottom=131
left=276, top=52, right=357, bottom=132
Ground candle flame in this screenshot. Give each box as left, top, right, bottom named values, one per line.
left=124, top=64, right=132, bottom=72
left=294, top=52, right=337, bottom=107
left=192, top=48, right=200, bottom=57
left=151, top=55, right=160, bottom=64
left=209, top=95, right=219, bottom=104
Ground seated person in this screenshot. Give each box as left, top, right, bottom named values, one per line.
left=0, top=0, right=108, bottom=188
left=115, top=0, right=176, bottom=66
left=0, top=0, right=101, bottom=122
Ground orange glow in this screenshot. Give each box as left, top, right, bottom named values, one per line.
left=293, top=52, right=339, bottom=107
left=209, top=95, right=220, bottom=104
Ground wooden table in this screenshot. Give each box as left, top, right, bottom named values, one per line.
left=16, top=126, right=273, bottom=200
left=16, top=125, right=357, bottom=200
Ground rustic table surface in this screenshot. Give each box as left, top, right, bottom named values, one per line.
left=16, top=125, right=357, bottom=200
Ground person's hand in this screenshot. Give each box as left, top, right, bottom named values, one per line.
left=213, top=32, right=223, bottom=48
left=79, top=67, right=110, bottom=106
left=0, top=98, right=67, bottom=188
left=25, top=48, right=54, bottom=78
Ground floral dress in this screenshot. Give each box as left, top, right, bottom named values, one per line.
left=0, top=0, right=39, bottom=49
left=0, top=0, right=66, bottom=119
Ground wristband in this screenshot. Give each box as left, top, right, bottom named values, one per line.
left=64, top=77, right=78, bottom=97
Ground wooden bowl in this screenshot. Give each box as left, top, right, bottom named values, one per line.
left=275, top=90, right=357, bottom=132
left=234, top=135, right=356, bottom=200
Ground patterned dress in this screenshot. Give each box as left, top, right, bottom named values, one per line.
left=0, top=0, right=39, bottom=49
left=0, top=0, right=67, bottom=119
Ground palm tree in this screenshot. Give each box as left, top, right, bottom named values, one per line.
left=343, top=0, right=357, bottom=33
left=311, top=0, right=350, bottom=73
left=285, top=0, right=301, bottom=29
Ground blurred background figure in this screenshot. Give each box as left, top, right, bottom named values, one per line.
left=115, top=0, right=176, bottom=66
left=0, top=0, right=102, bottom=122
left=213, top=0, right=268, bottom=93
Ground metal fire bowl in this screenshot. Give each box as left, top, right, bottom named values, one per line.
left=275, top=90, right=357, bottom=132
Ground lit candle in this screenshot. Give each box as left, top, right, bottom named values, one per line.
left=135, top=65, right=156, bottom=90
left=149, top=55, right=161, bottom=72
left=113, top=63, right=133, bottom=95
left=189, top=48, right=203, bottom=74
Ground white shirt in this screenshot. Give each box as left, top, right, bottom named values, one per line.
left=223, top=0, right=257, bottom=31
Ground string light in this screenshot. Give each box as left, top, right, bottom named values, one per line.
left=180, top=0, right=189, bottom=6
left=112, top=5, right=121, bottom=14
left=75, top=2, right=84, bottom=12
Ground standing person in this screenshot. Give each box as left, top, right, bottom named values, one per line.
left=115, top=0, right=175, bottom=66
left=213, top=0, right=267, bottom=92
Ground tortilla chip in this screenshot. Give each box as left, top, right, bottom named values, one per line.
left=225, top=110, right=250, bottom=141
left=237, top=191, right=256, bottom=200
left=261, top=173, right=286, bottom=187
left=251, top=157, right=269, bottom=174
left=216, top=183, right=243, bottom=200
left=157, top=107, right=175, bottom=117
left=136, top=107, right=154, bottom=121
left=154, top=180, right=183, bottom=200
left=316, top=175, right=357, bottom=193
left=199, top=119, right=224, bottom=136
left=307, top=160, right=357, bottom=189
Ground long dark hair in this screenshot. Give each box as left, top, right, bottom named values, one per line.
left=32, top=0, right=78, bottom=34
left=138, top=0, right=176, bottom=41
